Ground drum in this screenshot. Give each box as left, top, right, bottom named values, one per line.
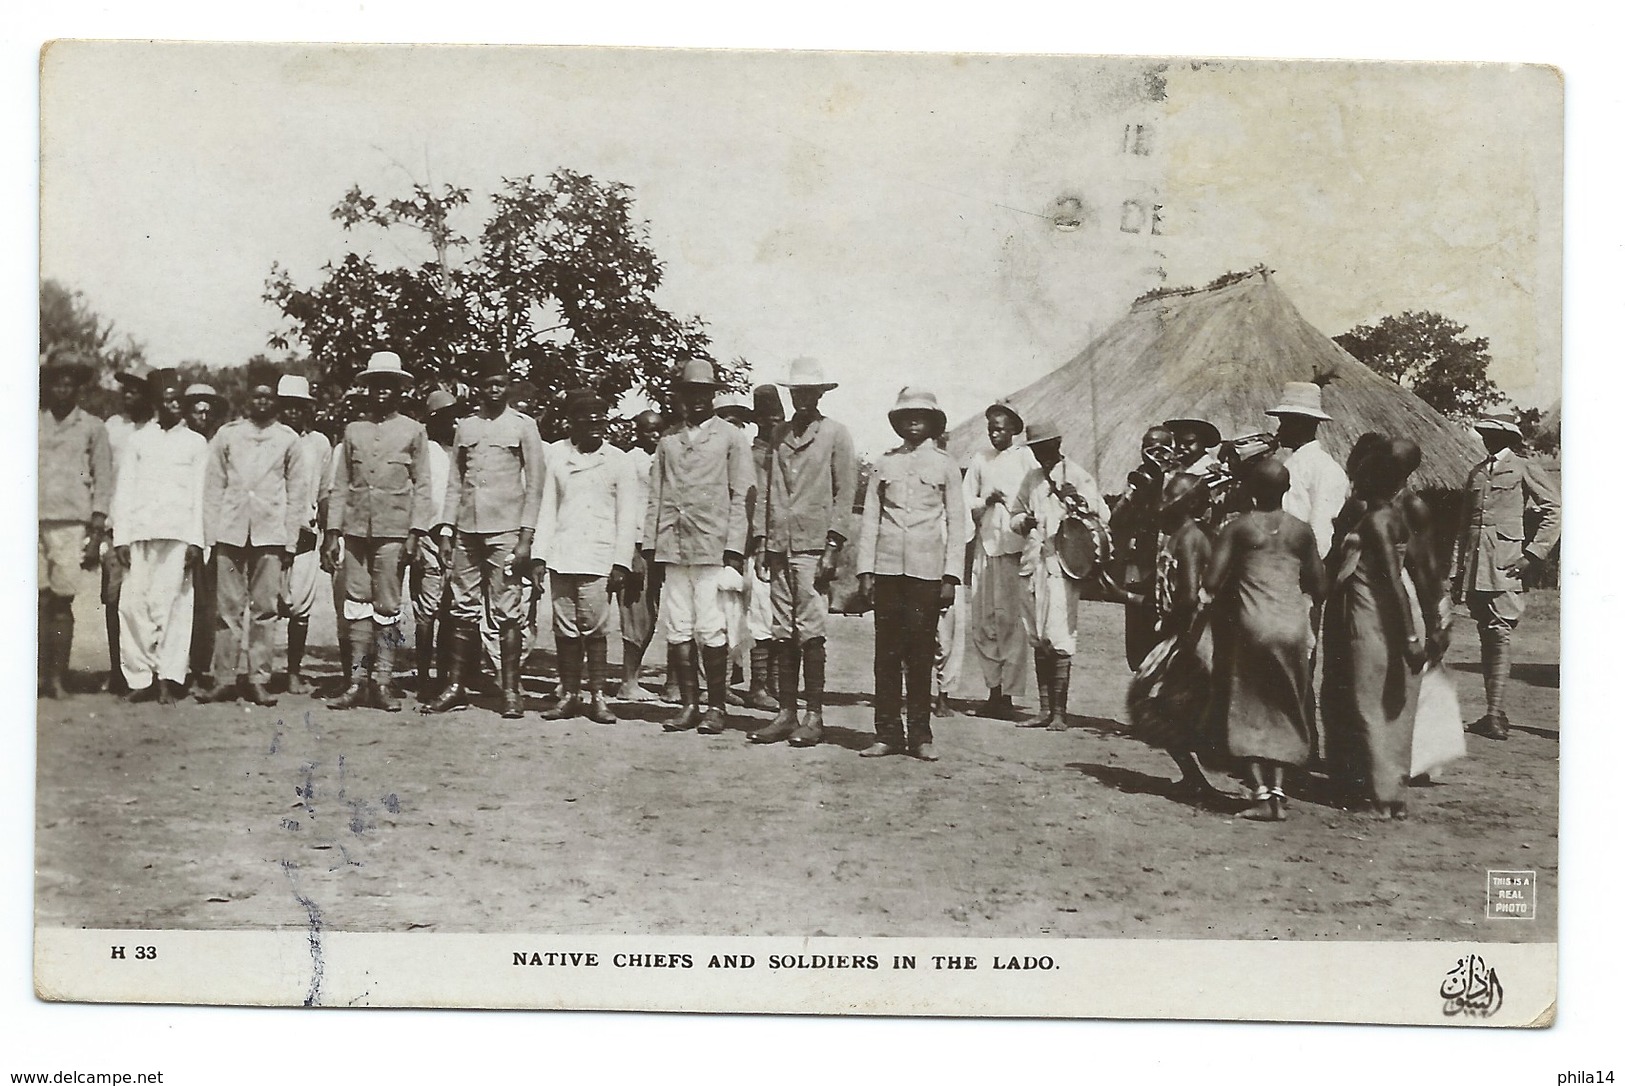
left=1054, top=513, right=1108, bottom=582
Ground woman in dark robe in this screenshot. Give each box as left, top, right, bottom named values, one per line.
left=1125, top=473, right=1221, bottom=800
left=1322, top=442, right=1432, bottom=818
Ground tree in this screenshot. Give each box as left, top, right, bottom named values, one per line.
left=1334, top=311, right=1503, bottom=421
left=264, top=171, right=735, bottom=412
left=1517, top=405, right=1560, bottom=456
left=40, top=279, right=150, bottom=416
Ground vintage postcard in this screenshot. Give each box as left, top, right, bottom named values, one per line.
left=35, top=43, right=1561, bottom=1024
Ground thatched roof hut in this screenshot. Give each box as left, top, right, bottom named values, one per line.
left=946, top=268, right=1480, bottom=490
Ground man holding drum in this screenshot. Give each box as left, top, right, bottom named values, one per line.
left=1009, top=419, right=1105, bottom=731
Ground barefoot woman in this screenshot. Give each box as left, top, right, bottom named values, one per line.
left=1203, top=459, right=1324, bottom=821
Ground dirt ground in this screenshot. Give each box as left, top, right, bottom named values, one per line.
left=36, top=586, right=1558, bottom=940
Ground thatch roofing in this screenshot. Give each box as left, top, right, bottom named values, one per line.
left=947, top=269, right=1480, bottom=490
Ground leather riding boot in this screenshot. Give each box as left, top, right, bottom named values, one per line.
left=698, top=643, right=730, bottom=733
left=789, top=638, right=826, bottom=747
left=1022, top=650, right=1054, bottom=727
left=105, top=599, right=128, bottom=696
left=370, top=621, right=402, bottom=712
left=38, top=596, right=61, bottom=698
left=328, top=620, right=372, bottom=710
left=660, top=643, right=682, bottom=703
left=542, top=637, right=585, bottom=720
left=1046, top=655, right=1072, bottom=732
left=664, top=642, right=702, bottom=731
left=1483, top=625, right=1512, bottom=725
left=285, top=617, right=310, bottom=694
left=584, top=637, right=617, bottom=724
left=499, top=625, right=525, bottom=719
left=335, top=617, right=354, bottom=696
left=750, top=640, right=799, bottom=743
left=414, top=620, right=437, bottom=701
left=745, top=641, right=779, bottom=711
left=423, top=623, right=474, bottom=713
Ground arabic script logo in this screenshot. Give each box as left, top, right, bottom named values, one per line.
left=1440, top=953, right=1504, bottom=1018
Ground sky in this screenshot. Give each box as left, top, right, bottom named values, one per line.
left=40, top=45, right=1561, bottom=453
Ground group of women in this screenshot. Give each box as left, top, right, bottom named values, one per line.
left=1129, top=432, right=1457, bottom=823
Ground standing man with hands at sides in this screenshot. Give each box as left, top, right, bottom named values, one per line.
left=1451, top=410, right=1560, bottom=740
left=38, top=352, right=113, bottom=699
left=410, top=389, right=461, bottom=704
left=423, top=352, right=546, bottom=719
left=1009, top=420, right=1106, bottom=731
left=739, top=385, right=786, bottom=711
left=616, top=409, right=665, bottom=701
left=182, top=382, right=226, bottom=692
left=533, top=394, right=640, bottom=725
left=642, top=359, right=753, bottom=736
left=196, top=371, right=306, bottom=707
left=856, top=388, right=967, bottom=761
left=102, top=362, right=158, bottom=696
left=111, top=373, right=207, bottom=705
left=962, top=399, right=1037, bottom=719
left=750, top=359, right=857, bottom=749
left=322, top=352, right=434, bottom=712
left=277, top=374, right=331, bottom=695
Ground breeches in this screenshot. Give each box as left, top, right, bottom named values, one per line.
left=662, top=564, right=728, bottom=648
left=550, top=572, right=611, bottom=639
left=770, top=553, right=829, bottom=642
left=448, top=531, right=525, bottom=626
left=342, top=535, right=405, bottom=623
left=1023, top=569, right=1079, bottom=656
left=38, top=521, right=87, bottom=599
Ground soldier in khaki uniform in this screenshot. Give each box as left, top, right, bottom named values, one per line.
left=1451, top=409, right=1560, bottom=740
left=424, top=352, right=546, bottom=718
left=38, top=352, right=113, bottom=698
left=855, top=388, right=968, bottom=761
left=322, top=352, right=434, bottom=711
left=750, top=359, right=857, bottom=749
left=277, top=374, right=331, bottom=694
left=642, top=359, right=753, bottom=734
left=196, top=374, right=306, bottom=706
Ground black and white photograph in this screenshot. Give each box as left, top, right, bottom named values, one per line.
left=30, top=39, right=1572, bottom=1029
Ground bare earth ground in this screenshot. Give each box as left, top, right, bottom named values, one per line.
left=37, top=588, right=1557, bottom=941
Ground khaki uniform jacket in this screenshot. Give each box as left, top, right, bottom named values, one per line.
left=39, top=406, right=113, bottom=523
left=1453, top=449, right=1560, bottom=595
left=325, top=415, right=434, bottom=539
left=534, top=441, right=640, bottom=576
left=203, top=419, right=306, bottom=549
left=444, top=408, right=546, bottom=535
left=855, top=441, right=968, bottom=581
left=643, top=416, right=752, bottom=565
left=761, top=413, right=858, bottom=554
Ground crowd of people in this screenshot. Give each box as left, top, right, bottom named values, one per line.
left=38, top=351, right=1559, bottom=807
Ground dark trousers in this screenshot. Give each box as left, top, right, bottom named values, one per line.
left=189, top=553, right=218, bottom=680
left=873, top=575, right=939, bottom=746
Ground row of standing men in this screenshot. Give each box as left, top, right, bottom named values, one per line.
left=38, top=353, right=1558, bottom=783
